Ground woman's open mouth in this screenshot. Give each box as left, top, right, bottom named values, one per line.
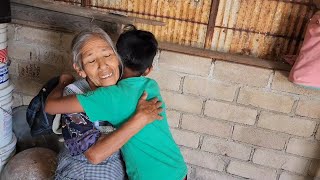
left=100, top=72, right=113, bottom=79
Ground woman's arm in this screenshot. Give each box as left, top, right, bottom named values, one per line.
left=45, top=74, right=84, bottom=114
left=84, top=92, right=163, bottom=164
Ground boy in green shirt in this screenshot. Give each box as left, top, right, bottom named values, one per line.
left=46, top=29, right=187, bottom=180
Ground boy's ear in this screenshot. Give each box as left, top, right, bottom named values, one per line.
left=73, top=63, right=87, bottom=78
left=142, top=66, right=153, bottom=76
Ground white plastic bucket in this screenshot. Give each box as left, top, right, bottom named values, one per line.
left=0, top=83, right=14, bottom=149
left=0, top=23, right=7, bottom=44
left=0, top=64, right=9, bottom=89
left=0, top=134, right=16, bottom=173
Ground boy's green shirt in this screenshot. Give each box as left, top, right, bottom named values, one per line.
left=77, top=77, right=187, bottom=180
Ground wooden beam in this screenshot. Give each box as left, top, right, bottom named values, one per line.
left=81, top=0, right=90, bottom=7
left=11, top=0, right=165, bottom=26
left=159, top=42, right=291, bottom=71
left=204, top=0, right=220, bottom=49
left=11, top=2, right=117, bottom=34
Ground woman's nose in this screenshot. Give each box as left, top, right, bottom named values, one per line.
left=97, top=58, right=109, bottom=70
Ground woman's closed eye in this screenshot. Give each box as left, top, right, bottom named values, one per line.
left=88, top=59, right=96, bottom=63
left=104, top=54, right=111, bottom=58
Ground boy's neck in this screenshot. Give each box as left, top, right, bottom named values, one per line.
left=121, top=67, right=141, bottom=80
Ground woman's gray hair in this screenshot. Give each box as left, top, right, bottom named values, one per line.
left=71, top=27, right=123, bottom=78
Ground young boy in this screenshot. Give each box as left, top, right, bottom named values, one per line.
left=46, top=29, right=187, bottom=180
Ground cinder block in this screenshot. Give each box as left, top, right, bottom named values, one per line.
left=18, top=62, right=62, bottom=83
left=296, top=99, right=320, bottom=119
left=60, top=32, right=75, bottom=51
left=316, top=126, right=320, bottom=141
left=22, top=95, right=34, bottom=106
left=213, top=61, right=272, bottom=88
left=7, top=24, right=17, bottom=41
left=238, top=87, right=295, bottom=113
left=202, top=136, right=252, bottom=160
left=195, top=168, right=244, bottom=180
left=12, top=93, right=22, bottom=108
left=11, top=77, right=42, bottom=96
left=167, top=110, right=180, bottom=128
left=181, top=114, right=232, bottom=138
left=17, top=26, right=61, bottom=47
left=162, top=91, right=203, bottom=114
left=258, top=112, right=316, bottom=137
left=204, top=100, right=257, bottom=125
left=181, top=147, right=226, bottom=171
left=8, top=61, right=19, bottom=76
left=227, top=161, right=277, bottom=180
left=37, top=47, right=70, bottom=68
left=184, top=76, right=237, bottom=101
left=7, top=41, right=37, bottom=61
left=279, top=172, right=310, bottom=180
left=272, top=71, right=320, bottom=97
left=252, top=149, right=309, bottom=174
left=308, top=160, right=320, bottom=178
left=171, top=129, right=200, bottom=148
left=286, top=138, right=320, bottom=159
left=232, top=125, right=288, bottom=150
left=159, top=51, right=212, bottom=76
left=148, top=69, right=182, bottom=91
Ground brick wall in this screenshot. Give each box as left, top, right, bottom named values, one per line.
left=8, top=24, right=320, bottom=180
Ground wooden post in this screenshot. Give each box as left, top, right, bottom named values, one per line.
left=204, top=0, right=220, bottom=49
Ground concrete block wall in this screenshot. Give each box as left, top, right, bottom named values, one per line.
left=8, top=24, right=320, bottom=180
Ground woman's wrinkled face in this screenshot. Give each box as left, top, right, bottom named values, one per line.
left=78, top=36, right=120, bottom=89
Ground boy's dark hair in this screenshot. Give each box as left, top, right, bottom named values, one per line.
left=116, top=29, right=158, bottom=75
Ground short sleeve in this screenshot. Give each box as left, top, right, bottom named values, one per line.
left=76, top=87, right=111, bottom=122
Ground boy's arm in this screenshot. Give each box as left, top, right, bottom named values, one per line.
left=84, top=92, right=163, bottom=164
left=45, top=74, right=84, bottom=115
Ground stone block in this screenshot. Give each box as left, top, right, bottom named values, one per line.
left=148, top=69, right=182, bottom=91
left=171, top=129, right=200, bottom=148
left=308, top=160, right=320, bottom=178
left=213, top=61, right=272, bottom=88
left=184, top=76, right=237, bottom=101
left=279, top=172, right=311, bottom=180
left=7, top=41, right=37, bottom=61
left=227, top=161, right=277, bottom=180
left=202, top=136, right=252, bottom=160
left=204, top=100, right=257, bottom=125
left=296, top=99, right=320, bottom=119
left=258, top=112, right=316, bottom=137
left=181, top=114, right=232, bottom=138
left=17, top=26, right=61, bottom=47
left=238, top=87, right=295, bottom=113
left=232, top=125, right=288, bottom=150
left=162, top=91, right=203, bottom=114
left=159, top=51, right=212, bottom=76
left=195, top=168, right=244, bottom=180
left=167, top=110, right=180, bottom=128
left=181, top=148, right=226, bottom=171
left=252, top=149, right=309, bottom=174
left=272, top=71, right=320, bottom=97
left=286, top=138, right=320, bottom=159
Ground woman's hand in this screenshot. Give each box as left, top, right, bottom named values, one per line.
left=85, top=92, right=163, bottom=164
left=59, top=74, right=75, bottom=86
left=133, top=92, right=163, bottom=125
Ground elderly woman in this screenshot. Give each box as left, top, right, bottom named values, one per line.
left=54, top=28, right=162, bottom=180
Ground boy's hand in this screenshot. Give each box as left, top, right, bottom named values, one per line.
left=134, top=92, right=163, bottom=125
left=59, top=74, right=75, bottom=86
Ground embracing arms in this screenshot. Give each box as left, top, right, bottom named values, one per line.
left=85, top=93, right=162, bottom=164
left=44, top=74, right=83, bottom=114
left=45, top=74, right=163, bottom=164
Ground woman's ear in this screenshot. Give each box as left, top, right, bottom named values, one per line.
left=142, top=66, right=153, bottom=76
left=73, top=63, right=87, bottom=78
